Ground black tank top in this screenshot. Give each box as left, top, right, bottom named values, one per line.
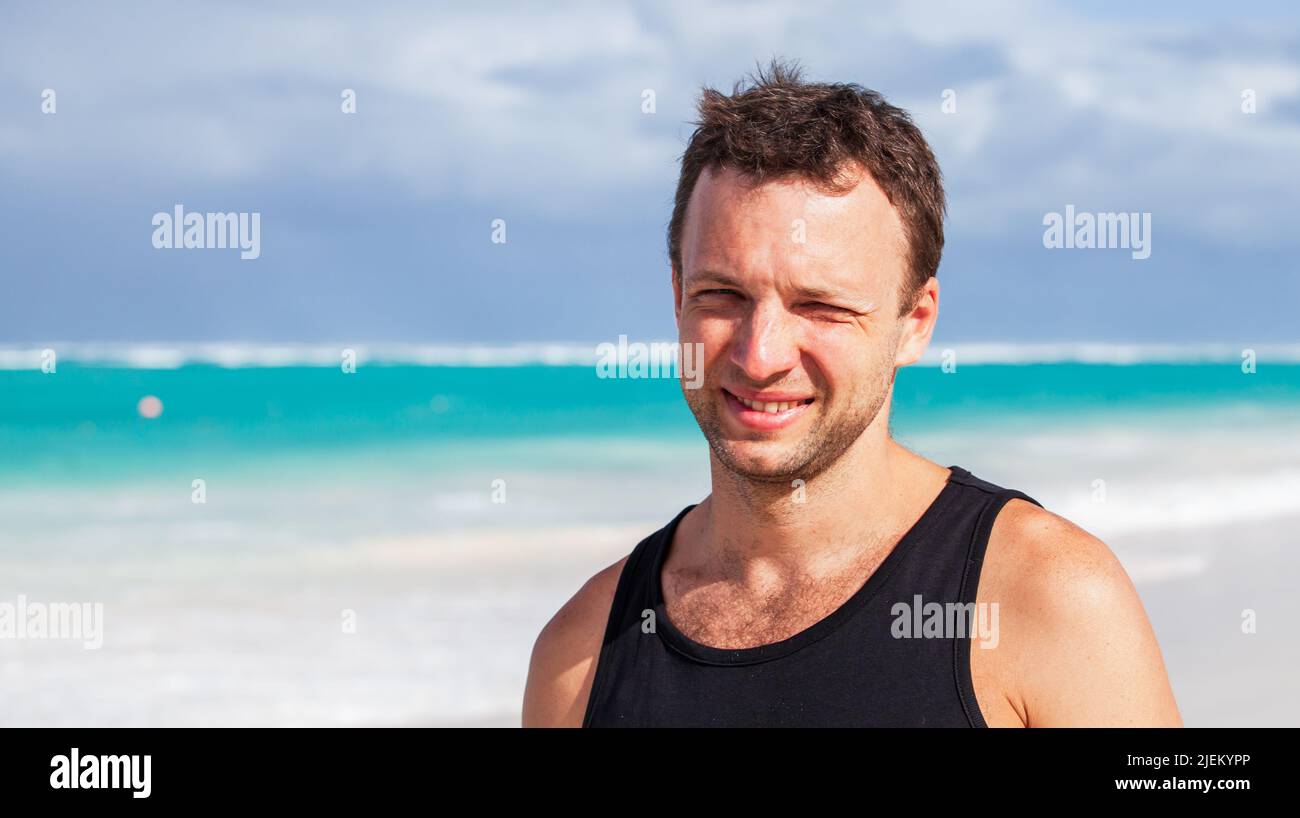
left=582, top=466, right=1040, bottom=727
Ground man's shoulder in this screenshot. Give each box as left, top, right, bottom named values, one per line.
left=521, top=556, right=628, bottom=727
left=979, top=498, right=1182, bottom=726
left=535, top=556, right=629, bottom=660
left=989, top=498, right=1124, bottom=588
left=984, top=498, right=1146, bottom=646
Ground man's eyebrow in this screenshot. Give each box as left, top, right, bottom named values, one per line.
left=688, top=271, right=876, bottom=310
left=689, top=272, right=848, bottom=298
left=790, top=284, right=876, bottom=311
left=687, top=270, right=744, bottom=289
left=790, top=284, right=843, bottom=301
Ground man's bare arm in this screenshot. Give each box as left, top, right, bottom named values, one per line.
left=983, top=500, right=1182, bottom=727
left=521, top=558, right=626, bottom=728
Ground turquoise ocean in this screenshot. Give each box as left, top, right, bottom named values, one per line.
left=2, top=344, right=1298, bottom=726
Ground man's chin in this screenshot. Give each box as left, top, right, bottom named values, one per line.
left=710, top=440, right=810, bottom=482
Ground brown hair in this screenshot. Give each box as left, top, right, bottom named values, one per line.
left=668, top=59, right=946, bottom=314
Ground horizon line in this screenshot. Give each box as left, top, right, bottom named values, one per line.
left=1, top=341, right=1297, bottom=369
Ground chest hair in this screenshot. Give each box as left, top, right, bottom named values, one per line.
left=663, top=532, right=895, bottom=649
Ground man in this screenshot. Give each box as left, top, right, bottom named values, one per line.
left=523, top=61, right=1181, bottom=727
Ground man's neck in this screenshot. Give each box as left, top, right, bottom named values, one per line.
left=682, top=434, right=949, bottom=580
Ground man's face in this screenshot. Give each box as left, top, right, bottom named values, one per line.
left=674, top=165, right=932, bottom=483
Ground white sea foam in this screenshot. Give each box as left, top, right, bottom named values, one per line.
left=918, top=342, right=1300, bottom=366
left=2, top=341, right=1299, bottom=369
left=1120, top=554, right=1211, bottom=584
left=1053, top=467, right=1300, bottom=538
left=0, top=342, right=599, bottom=369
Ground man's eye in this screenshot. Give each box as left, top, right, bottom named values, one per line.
left=697, top=289, right=739, bottom=298
left=801, top=302, right=856, bottom=320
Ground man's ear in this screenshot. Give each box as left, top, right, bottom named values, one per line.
left=895, top=276, right=939, bottom=367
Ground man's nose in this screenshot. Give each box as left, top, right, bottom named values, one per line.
left=729, top=300, right=800, bottom=383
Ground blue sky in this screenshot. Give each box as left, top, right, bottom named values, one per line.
left=1, top=0, right=1298, bottom=344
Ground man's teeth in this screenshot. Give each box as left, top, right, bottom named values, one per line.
left=736, top=396, right=806, bottom=413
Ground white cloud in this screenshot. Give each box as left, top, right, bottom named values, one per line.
left=2, top=0, right=1297, bottom=242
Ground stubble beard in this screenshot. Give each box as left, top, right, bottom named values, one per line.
left=683, top=365, right=895, bottom=487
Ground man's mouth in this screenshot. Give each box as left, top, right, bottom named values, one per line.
left=722, top=388, right=815, bottom=430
